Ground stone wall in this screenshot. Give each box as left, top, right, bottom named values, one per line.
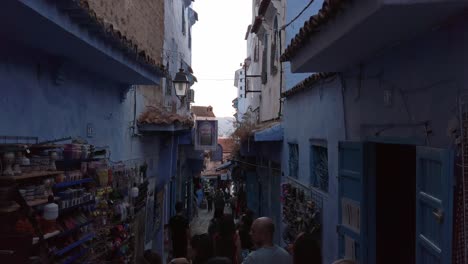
left=86, top=0, right=165, bottom=109
left=87, top=0, right=165, bottom=66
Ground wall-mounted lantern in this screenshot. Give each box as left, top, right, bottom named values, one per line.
left=173, top=68, right=190, bottom=100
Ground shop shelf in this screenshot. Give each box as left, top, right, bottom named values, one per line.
left=58, top=220, right=94, bottom=238
left=27, top=198, right=49, bottom=207
left=0, top=171, right=64, bottom=181
left=32, top=230, right=61, bottom=245
left=54, top=178, right=93, bottom=189
left=55, top=233, right=94, bottom=256
left=59, top=199, right=95, bottom=214
left=0, top=197, right=59, bottom=212
left=63, top=248, right=89, bottom=264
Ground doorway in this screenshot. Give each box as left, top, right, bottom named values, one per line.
left=375, top=143, right=416, bottom=264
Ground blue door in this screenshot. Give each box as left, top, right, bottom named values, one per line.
left=338, top=142, right=367, bottom=263
left=416, top=147, right=454, bottom=264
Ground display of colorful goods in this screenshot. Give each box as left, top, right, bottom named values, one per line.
left=0, top=141, right=141, bottom=264
left=281, top=182, right=322, bottom=245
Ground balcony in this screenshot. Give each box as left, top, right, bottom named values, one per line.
left=282, top=0, right=468, bottom=73
left=0, top=0, right=163, bottom=85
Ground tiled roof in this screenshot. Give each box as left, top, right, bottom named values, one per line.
left=218, top=138, right=235, bottom=153
left=56, top=0, right=165, bottom=75
left=138, top=107, right=194, bottom=126
left=280, top=0, right=349, bottom=62
left=191, top=106, right=216, bottom=118
left=281, top=72, right=336, bottom=98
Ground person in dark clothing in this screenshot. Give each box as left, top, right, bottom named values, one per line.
left=207, top=193, right=213, bottom=212
left=191, top=233, right=213, bottom=264
left=144, top=250, right=163, bottom=264
left=212, top=214, right=241, bottom=264
left=293, top=232, right=322, bottom=264
left=238, top=210, right=254, bottom=259
left=169, top=202, right=190, bottom=258
left=208, top=207, right=224, bottom=239
left=214, top=190, right=225, bottom=218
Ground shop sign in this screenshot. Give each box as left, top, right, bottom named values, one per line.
left=195, top=120, right=218, bottom=151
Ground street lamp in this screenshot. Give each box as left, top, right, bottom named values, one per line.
left=173, top=68, right=190, bottom=100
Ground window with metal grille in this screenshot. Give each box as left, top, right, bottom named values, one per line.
left=288, top=143, right=299, bottom=178
left=310, top=144, right=328, bottom=192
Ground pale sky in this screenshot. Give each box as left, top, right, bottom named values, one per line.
left=191, top=0, right=251, bottom=118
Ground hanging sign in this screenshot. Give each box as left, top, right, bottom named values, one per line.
left=195, top=120, right=218, bottom=151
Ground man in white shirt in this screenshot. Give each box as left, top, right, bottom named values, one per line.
left=242, top=217, right=292, bottom=264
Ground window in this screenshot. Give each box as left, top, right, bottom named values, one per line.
left=182, top=6, right=186, bottom=35
left=261, top=34, right=268, bottom=84
left=254, top=38, right=259, bottom=62
left=288, top=143, right=299, bottom=178
left=240, top=71, right=243, bottom=75
left=310, top=144, right=328, bottom=192
left=270, top=16, right=279, bottom=75
left=240, top=94, right=243, bottom=98
left=240, top=78, right=243, bottom=83
left=188, top=28, right=192, bottom=49
left=165, top=78, right=172, bottom=96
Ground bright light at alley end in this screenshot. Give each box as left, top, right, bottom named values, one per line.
left=173, top=68, right=189, bottom=99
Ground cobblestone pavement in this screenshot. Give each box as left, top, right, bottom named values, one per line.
left=191, top=206, right=233, bottom=235
left=191, top=207, right=215, bottom=235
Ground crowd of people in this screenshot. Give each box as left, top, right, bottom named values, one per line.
left=142, top=190, right=355, bottom=264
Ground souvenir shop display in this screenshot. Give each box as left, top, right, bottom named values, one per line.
left=281, top=181, right=322, bottom=245
left=0, top=138, right=146, bottom=264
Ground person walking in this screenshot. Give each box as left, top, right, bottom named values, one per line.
left=242, top=217, right=292, bottom=264
left=169, top=202, right=191, bottom=258
left=207, top=193, right=213, bottom=212
left=292, top=232, right=321, bottom=264
left=237, top=210, right=254, bottom=259
left=229, top=195, right=237, bottom=219
left=190, top=233, right=213, bottom=264
left=212, top=214, right=242, bottom=264
left=214, top=190, right=225, bottom=218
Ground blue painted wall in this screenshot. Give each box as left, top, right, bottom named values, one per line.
left=284, top=0, right=324, bottom=90
left=0, top=39, right=171, bottom=256
left=282, top=77, right=346, bottom=263
left=282, top=13, right=468, bottom=264
left=0, top=42, right=160, bottom=166
left=342, top=17, right=467, bottom=148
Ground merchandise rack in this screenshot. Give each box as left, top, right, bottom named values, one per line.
left=55, top=233, right=95, bottom=256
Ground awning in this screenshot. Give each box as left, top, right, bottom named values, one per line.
left=254, top=123, right=283, bottom=142
left=215, top=161, right=234, bottom=171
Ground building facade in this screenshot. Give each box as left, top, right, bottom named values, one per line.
left=0, top=0, right=200, bottom=261
left=281, top=1, right=468, bottom=263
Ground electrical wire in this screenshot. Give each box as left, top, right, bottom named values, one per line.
left=197, top=79, right=235, bottom=81
left=281, top=0, right=314, bottom=30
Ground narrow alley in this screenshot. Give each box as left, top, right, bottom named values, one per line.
left=0, top=0, right=468, bottom=264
